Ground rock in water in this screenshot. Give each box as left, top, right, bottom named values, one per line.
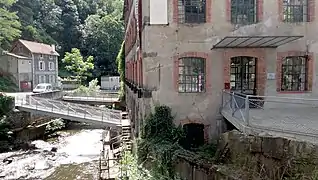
left=51, top=147, right=58, bottom=152
left=34, top=161, right=50, bottom=170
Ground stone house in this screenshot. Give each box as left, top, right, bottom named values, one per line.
left=0, top=51, right=32, bottom=91
left=124, top=0, right=318, bottom=141
left=10, top=39, right=59, bottom=89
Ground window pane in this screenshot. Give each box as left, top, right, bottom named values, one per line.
left=178, top=57, right=206, bottom=93
left=281, top=56, right=308, bottom=91
left=178, top=0, right=206, bottom=23
left=283, top=0, right=308, bottom=22
left=231, top=0, right=257, bottom=25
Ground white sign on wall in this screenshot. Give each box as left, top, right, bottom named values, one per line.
left=267, top=73, right=276, bottom=80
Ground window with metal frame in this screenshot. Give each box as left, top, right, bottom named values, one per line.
left=281, top=56, right=308, bottom=91
left=283, top=0, right=308, bottom=22
left=231, top=0, right=257, bottom=25
left=178, top=57, right=205, bottom=93
left=230, top=56, right=257, bottom=95
left=178, top=0, right=206, bottom=23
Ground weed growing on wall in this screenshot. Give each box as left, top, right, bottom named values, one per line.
left=137, top=105, right=185, bottom=179
left=115, top=41, right=125, bottom=101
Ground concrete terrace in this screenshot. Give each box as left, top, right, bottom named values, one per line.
left=221, top=91, right=318, bottom=143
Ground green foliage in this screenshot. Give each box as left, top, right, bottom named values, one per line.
left=0, top=0, right=21, bottom=48
left=45, top=118, right=65, bottom=134
left=72, top=78, right=100, bottom=96
left=0, top=95, right=14, bottom=115
left=83, top=12, right=124, bottom=76
left=4, top=0, right=124, bottom=80
left=0, top=74, right=18, bottom=92
left=136, top=105, right=186, bottom=180
left=0, top=94, right=14, bottom=141
left=116, top=41, right=125, bottom=100
left=62, top=48, right=94, bottom=83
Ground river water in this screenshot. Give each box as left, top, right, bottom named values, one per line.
left=0, top=129, right=104, bottom=180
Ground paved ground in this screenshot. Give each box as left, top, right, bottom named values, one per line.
left=249, top=108, right=318, bottom=135
left=222, top=106, right=318, bottom=143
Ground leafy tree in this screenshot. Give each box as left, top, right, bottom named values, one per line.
left=0, top=0, right=21, bottom=49
left=62, top=48, right=94, bottom=83
left=82, top=13, right=124, bottom=76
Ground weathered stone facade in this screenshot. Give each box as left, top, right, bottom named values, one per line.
left=124, top=0, right=318, bottom=140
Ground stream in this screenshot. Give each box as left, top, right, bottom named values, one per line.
left=0, top=129, right=105, bottom=180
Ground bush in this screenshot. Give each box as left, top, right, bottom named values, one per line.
left=0, top=74, right=18, bottom=92
left=72, top=78, right=100, bottom=96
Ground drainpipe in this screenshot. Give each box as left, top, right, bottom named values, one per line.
left=31, top=53, right=35, bottom=89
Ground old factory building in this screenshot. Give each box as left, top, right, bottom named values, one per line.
left=124, top=0, right=317, bottom=141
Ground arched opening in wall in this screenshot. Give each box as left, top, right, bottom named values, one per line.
left=230, top=56, right=257, bottom=95
left=181, top=123, right=205, bottom=150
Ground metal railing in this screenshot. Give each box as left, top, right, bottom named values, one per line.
left=63, top=92, right=120, bottom=102
left=15, top=96, right=122, bottom=125
left=221, top=90, right=318, bottom=136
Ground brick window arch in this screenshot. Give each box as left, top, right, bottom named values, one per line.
left=278, top=0, right=315, bottom=22
left=226, top=0, right=263, bottom=23
left=173, top=52, right=211, bottom=93
left=276, top=51, right=313, bottom=92
left=173, top=0, right=212, bottom=23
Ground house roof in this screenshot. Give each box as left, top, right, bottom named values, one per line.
left=17, top=39, right=59, bottom=56
left=5, top=52, right=30, bottom=59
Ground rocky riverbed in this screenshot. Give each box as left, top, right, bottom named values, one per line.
left=0, top=129, right=104, bottom=180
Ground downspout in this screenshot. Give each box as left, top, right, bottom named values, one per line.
left=17, top=59, right=20, bottom=91
left=31, top=53, right=35, bottom=89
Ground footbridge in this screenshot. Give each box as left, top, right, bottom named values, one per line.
left=15, top=95, right=122, bottom=128
left=221, top=91, right=318, bottom=143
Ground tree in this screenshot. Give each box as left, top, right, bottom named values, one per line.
left=0, top=0, right=21, bottom=49
left=62, top=48, right=94, bottom=83
left=82, top=13, right=124, bottom=76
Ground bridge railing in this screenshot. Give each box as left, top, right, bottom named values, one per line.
left=15, top=96, right=122, bottom=123
left=63, top=91, right=120, bottom=102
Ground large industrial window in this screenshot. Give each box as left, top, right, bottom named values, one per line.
left=178, top=0, right=206, bottom=23
left=281, top=56, right=308, bottom=91
left=178, top=57, right=205, bottom=93
left=231, top=0, right=257, bottom=25
left=283, top=0, right=308, bottom=22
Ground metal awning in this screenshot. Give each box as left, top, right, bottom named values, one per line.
left=212, top=35, right=304, bottom=49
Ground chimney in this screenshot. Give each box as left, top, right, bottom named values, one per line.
left=51, top=44, right=55, bottom=52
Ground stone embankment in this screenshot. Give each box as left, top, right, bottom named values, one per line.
left=176, top=130, right=318, bottom=180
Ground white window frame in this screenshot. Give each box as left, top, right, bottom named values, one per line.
left=49, top=55, right=53, bottom=60
left=39, top=61, right=45, bottom=71
left=40, top=54, right=44, bottom=59
left=49, top=62, right=55, bottom=70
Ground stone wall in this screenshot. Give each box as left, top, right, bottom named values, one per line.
left=174, top=130, right=318, bottom=180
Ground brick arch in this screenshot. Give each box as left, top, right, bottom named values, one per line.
left=173, top=0, right=212, bottom=23
left=179, top=118, right=210, bottom=142
left=223, top=49, right=266, bottom=96
left=276, top=51, right=313, bottom=92
left=173, top=52, right=212, bottom=93
left=226, top=0, right=263, bottom=22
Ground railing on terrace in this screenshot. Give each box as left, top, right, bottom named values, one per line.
left=15, top=96, right=122, bottom=123
left=221, top=90, right=318, bottom=136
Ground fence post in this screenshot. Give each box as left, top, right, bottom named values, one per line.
left=245, top=95, right=250, bottom=126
